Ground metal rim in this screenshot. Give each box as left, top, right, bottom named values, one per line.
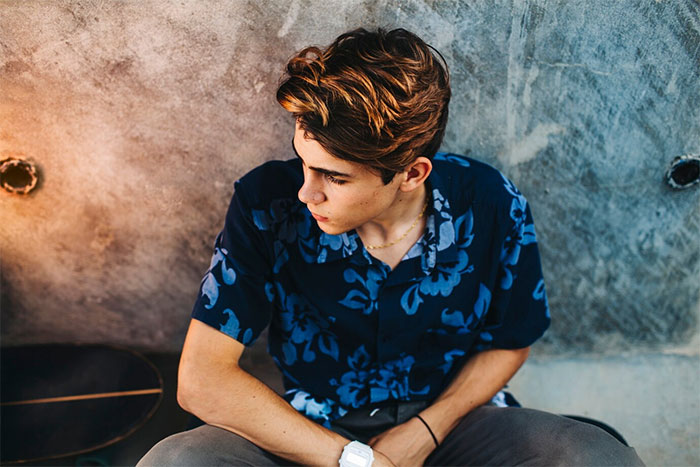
left=0, top=157, right=39, bottom=195
left=665, top=154, right=700, bottom=190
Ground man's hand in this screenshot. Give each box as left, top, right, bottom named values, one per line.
left=368, top=417, right=436, bottom=467
left=372, top=449, right=398, bottom=467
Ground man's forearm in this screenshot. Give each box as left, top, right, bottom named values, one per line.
left=366, top=347, right=530, bottom=465
left=180, top=362, right=347, bottom=465
left=178, top=319, right=349, bottom=466
left=418, top=347, right=530, bottom=443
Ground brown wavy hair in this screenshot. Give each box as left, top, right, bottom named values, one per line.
left=276, top=28, right=451, bottom=184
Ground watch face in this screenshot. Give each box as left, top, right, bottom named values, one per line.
left=345, top=451, right=367, bottom=466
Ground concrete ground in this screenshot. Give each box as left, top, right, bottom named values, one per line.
left=508, top=353, right=700, bottom=467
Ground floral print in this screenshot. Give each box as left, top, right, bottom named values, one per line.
left=191, top=154, right=550, bottom=423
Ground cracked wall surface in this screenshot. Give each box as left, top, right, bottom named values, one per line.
left=1, top=0, right=698, bottom=355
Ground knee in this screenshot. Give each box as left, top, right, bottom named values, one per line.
left=532, top=418, right=645, bottom=466
left=136, top=425, right=278, bottom=467
left=137, top=431, right=206, bottom=467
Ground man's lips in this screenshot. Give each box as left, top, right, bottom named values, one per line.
left=310, top=212, right=329, bottom=222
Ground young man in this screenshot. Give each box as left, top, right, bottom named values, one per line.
left=139, top=28, right=643, bottom=466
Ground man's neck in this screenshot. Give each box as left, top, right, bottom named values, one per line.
left=355, top=185, right=428, bottom=268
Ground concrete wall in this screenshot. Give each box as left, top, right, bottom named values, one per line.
left=1, top=1, right=699, bottom=464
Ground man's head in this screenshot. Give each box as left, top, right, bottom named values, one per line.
left=277, top=28, right=451, bottom=184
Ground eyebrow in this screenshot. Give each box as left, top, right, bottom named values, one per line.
left=291, top=138, right=353, bottom=179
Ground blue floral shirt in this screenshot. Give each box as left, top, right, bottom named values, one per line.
left=192, top=152, right=550, bottom=427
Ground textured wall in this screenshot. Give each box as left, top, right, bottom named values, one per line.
left=1, top=0, right=698, bottom=355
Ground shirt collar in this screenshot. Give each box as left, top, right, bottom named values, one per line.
left=419, top=168, right=460, bottom=272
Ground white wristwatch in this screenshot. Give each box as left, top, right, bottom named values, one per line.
left=339, top=440, right=374, bottom=467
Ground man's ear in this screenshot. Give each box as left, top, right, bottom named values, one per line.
left=399, top=156, right=432, bottom=192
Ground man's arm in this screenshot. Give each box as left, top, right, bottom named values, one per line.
left=178, top=319, right=394, bottom=466
left=368, top=347, right=530, bottom=465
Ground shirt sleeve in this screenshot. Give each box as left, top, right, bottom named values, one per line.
left=191, top=182, right=274, bottom=346
left=477, top=180, right=551, bottom=350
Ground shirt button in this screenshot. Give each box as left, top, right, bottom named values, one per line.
left=381, top=335, right=391, bottom=343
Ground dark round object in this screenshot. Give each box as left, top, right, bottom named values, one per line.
left=0, top=344, right=163, bottom=464
left=666, top=155, right=700, bottom=189
left=0, top=157, right=39, bottom=194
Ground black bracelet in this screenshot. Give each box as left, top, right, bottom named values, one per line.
left=415, top=414, right=439, bottom=447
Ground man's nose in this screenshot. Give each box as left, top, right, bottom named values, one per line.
left=298, top=175, right=325, bottom=205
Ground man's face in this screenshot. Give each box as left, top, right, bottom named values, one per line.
left=293, top=123, right=403, bottom=235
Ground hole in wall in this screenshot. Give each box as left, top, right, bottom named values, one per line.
left=0, top=157, right=39, bottom=195
left=666, top=155, right=700, bottom=190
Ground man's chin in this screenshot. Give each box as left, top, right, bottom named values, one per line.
left=315, top=221, right=351, bottom=236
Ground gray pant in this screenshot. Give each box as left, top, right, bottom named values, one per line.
left=138, top=404, right=645, bottom=466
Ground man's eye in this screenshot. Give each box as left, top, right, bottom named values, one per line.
left=326, top=174, right=346, bottom=185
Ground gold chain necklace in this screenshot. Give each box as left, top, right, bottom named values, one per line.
left=364, top=198, right=429, bottom=250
